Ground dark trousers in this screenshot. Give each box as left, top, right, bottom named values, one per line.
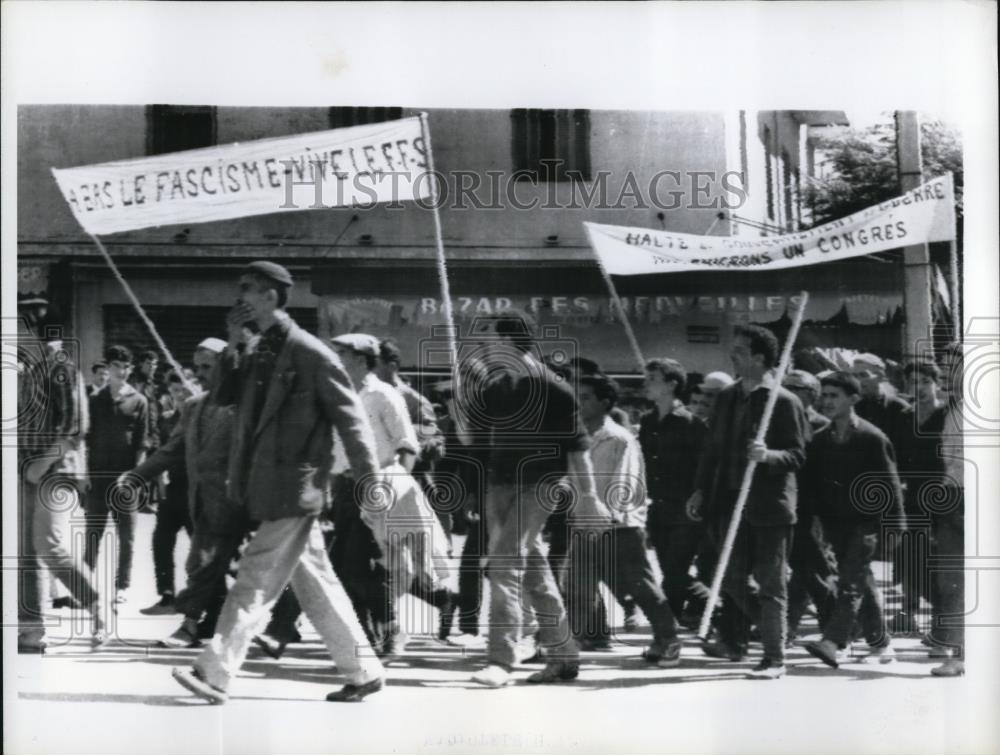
left=712, top=516, right=791, bottom=663
left=152, top=475, right=193, bottom=596
left=687, top=534, right=718, bottom=613
left=458, top=516, right=487, bottom=636
left=175, top=520, right=244, bottom=633
left=84, top=476, right=137, bottom=590
left=821, top=518, right=890, bottom=648
left=787, top=514, right=837, bottom=635
left=928, top=492, right=964, bottom=657
left=647, top=511, right=704, bottom=618
left=894, top=486, right=933, bottom=621
left=265, top=586, right=306, bottom=643
left=545, top=511, right=570, bottom=581
left=330, top=503, right=394, bottom=649
left=548, top=510, right=609, bottom=631
left=566, top=526, right=679, bottom=647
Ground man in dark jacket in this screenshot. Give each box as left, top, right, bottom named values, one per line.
left=687, top=324, right=807, bottom=680
left=803, top=371, right=904, bottom=668
left=783, top=369, right=837, bottom=639
left=85, top=344, right=150, bottom=606
left=171, top=261, right=385, bottom=704
left=638, top=358, right=706, bottom=620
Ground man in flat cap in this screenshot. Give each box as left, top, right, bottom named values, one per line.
left=376, top=338, right=446, bottom=520
left=172, top=261, right=386, bottom=704
left=331, top=333, right=455, bottom=653
left=782, top=369, right=836, bottom=640
left=851, top=353, right=910, bottom=453
left=125, top=337, right=248, bottom=648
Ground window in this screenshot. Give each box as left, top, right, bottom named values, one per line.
left=146, top=105, right=217, bottom=156
left=328, top=107, right=403, bottom=129
left=511, top=109, right=591, bottom=181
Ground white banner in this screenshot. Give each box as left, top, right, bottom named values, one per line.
left=51, top=117, right=431, bottom=235
left=585, top=173, right=956, bottom=275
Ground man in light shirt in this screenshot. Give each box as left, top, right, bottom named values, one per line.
left=331, top=333, right=455, bottom=654
left=565, top=372, right=683, bottom=667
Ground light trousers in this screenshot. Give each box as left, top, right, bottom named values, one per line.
left=195, top=516, right=383, bottom=691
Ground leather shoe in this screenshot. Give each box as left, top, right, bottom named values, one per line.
left=701, top=640, right=746, bottom=662
left=325, top=677, right=384, bottom=702
left=140, top=595, right=179, bottom=616
left=747, top=658, right=786, bottom=680
left=160, top=624, right=202, bottom=649
left=804, top=639, right=840, bottom=669
left=253, top=633, right=288, bottom=660
left=519, top=650, right=546, bottom=664
left=172, top=667, right=228, bottom=705
left=527, top=661, right=579, bottom=684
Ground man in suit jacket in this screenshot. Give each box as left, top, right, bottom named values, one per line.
left=127, top=338, right=247, bottom=647
left=688, top=324, right=807, bottom=680
left=172, top=261, right=385, bottom=705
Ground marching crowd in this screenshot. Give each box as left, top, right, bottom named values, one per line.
left=16, top=260, right=966, bottom=704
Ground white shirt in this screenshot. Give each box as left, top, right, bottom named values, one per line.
left=584, top=415, right=649, bottom=528
left=334, top=373, right=418, bottom=473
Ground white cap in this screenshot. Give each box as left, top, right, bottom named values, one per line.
left=196, top=337, right=227, bottom=354
left=852, top=353, right=886, bottom=371
left=699, top=371, right=734, bottom=393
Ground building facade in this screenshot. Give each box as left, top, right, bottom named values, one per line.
left=18, top=105, right=902, bottom=378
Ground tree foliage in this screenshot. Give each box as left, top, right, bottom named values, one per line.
left=805, top=116, right=963, bottom=229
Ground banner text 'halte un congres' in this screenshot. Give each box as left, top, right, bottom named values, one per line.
left=51, top=117, right=431, bottom=235
left=585, top=173, right=956, bottom=275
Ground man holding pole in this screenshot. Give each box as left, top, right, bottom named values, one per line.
left=687, top=324, right=808, bottom=680
left=171, top=261, right=386, bottom=704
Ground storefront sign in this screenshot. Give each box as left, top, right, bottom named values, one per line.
left=585, top=174, right=956, bottom=274
left=320, top=290, right=903, bottom=373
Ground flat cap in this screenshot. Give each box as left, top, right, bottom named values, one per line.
left=245, top=260, right=293, bottom=287
left=196, top=337, right=227, bottom=354
left=331, top=332, right=380, bottom=357
left=852, top=353, right=885, bottom=371
left=699, top=371, right=734, bottom=393
left=783, top=369, right=820, bottom=392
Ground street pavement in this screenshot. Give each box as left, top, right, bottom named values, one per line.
left=4, top=516, right=993, bottom=755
